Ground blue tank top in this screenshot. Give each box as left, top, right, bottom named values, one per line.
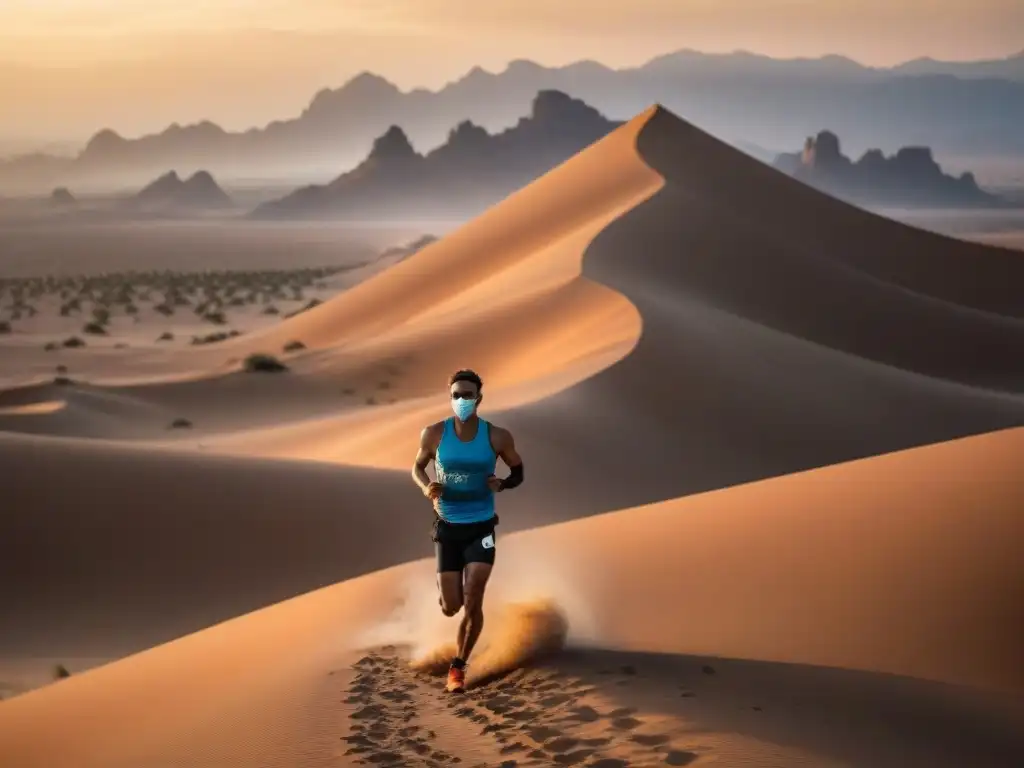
left=435, top=417, right=497, bottom=525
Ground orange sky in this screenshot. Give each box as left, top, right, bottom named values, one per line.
left=0, top=1, right=1020, bottom=144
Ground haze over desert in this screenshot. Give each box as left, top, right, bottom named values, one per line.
left=1, top=6, right=1023, bottom=768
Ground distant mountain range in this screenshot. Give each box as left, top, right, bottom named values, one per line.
left=252, top=91, right=619, bottom=221
left=774, top=132, right=1002, bottom=208
left=3, top=49, right=1024, bottom=194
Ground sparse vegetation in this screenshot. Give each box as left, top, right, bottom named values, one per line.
left=191, top=330, right=240, bottom=345
left=82, top=321, right=107, bottom=335
left=0, top=266, right=351, bottom=356
left=243, top=353, right=288, bottom=373
left=53, top=664, right=71, bottom=680
left=284, top=298, right=322, bottom=318
left=169, top=417, right=193, bottom=429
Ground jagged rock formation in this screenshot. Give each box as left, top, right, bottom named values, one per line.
left=132, top=170, right=232, bottom=209
left=774, top=131, right=1000, bottom=207
left=252, top=90, right=620, bottom=220
left=49, top=187, right=76, bottom=206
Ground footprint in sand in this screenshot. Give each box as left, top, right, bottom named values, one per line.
left=342, top=648, right=706, bottom=767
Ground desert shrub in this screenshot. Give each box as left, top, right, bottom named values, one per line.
left=192, top=332, right=229, bottom=345
left=56, top=364, right=68, bottom=374
left=91, top=307, right=110, bottom=325
left=243, top=353, right=288, bottom=373
left=44, top=341, right=59, bottom=351
left=169, top=417, right=193, bottom=429
left=62, top=336, right=85, bottom=348
left=263, top=305, right=280, bottom=315
left=0, top=320, right=10, bottom=334
left=154, top=303, right=174, bottom=316
left=283, top=340, right=306, bottom=352
left=53, top=376, right=73, bottom=386
left=157, top=331, right=173, bottom=341
left=53, top=664, right=71, bottom=680
left=82, top=321, right=107, bottom=335
left=204, top=311, right=227, bottom=325
left=284, top=298, right=322, bottom=319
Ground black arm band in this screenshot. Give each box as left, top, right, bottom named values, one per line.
left=499, top=463, right=524, bottom=491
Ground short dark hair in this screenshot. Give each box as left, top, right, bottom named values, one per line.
left=449, top=369, right=483, bottom=391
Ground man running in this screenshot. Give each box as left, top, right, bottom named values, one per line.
left=411, top=369, right=524, bottom=693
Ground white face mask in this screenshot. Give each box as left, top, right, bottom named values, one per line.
left=451, top=394, right=477, bottom=421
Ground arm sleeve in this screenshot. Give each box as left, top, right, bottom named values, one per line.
left=499, top=462, right=524, bottom=490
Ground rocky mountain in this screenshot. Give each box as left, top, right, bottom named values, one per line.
left=774, top=131, right=1002, bottom=207
left=251, top=90, right=619, bottom=220
left=131, top=170, right=232, bottom=210
left=49, top=187, right=76, bottom=207
left=3, top=50, right=1024, bottom=193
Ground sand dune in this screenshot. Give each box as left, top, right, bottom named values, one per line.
left=4, top=106, right=1021, bottom=484
left=1, top=429, right=1022, bottom=767
left=206, top=106, right=1024, bottom=501
left=2, top=104, right=1023, bottom=766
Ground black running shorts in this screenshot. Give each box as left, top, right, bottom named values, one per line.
left=433, top=516, right=497, bottom=572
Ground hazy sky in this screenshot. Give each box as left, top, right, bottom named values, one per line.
left=1, top=0, right=1020, bottom=145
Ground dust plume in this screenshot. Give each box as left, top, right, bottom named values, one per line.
left=353, top=541, right=593, bottom=684
left=404, top=598, right=569, bottom=682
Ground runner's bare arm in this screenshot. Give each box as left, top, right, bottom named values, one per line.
left=412, top=423, right=444, bottom=497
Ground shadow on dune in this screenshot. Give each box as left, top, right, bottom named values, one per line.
left=0, top=436, right=423, bottom=656
left=547, top=647, right=1024, bottom=768
left=496, top=107, right=1024, bottom=520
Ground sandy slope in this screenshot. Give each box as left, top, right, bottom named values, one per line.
left=1, top=429, right=1022, bottom=767
left=198, top=106, right=1024, bottom=503
left=2, top=104, right=1024, bottom=766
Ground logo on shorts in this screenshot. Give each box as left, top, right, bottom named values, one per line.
left=481, top=534, right=495, bottom=549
